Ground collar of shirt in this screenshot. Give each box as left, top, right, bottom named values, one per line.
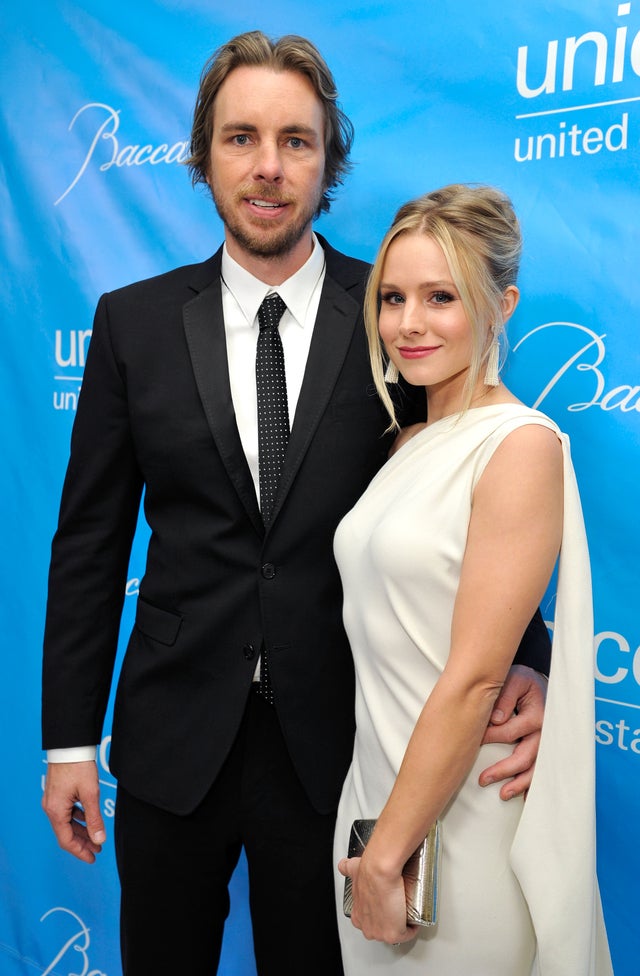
left=220, top=233, right=326, bottom=329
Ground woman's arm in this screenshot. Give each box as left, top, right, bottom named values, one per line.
left=339, top=422, right=564, bottom=944
left=391, top=422, right=551, bottom=799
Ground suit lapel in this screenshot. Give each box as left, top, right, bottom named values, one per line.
left=181, top=240, right=367, bottom=535
left=182, top=253, right=263, bottom=535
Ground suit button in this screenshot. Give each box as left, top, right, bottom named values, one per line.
left=261, top=563, right=276, bottom=579
left=243, top=643, right=256, bottom=661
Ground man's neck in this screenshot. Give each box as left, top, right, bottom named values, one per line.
left=224, top=230, right=315, bottom=286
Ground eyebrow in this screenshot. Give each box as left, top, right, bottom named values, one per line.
left=380, top=279, right=456, bottom=290
left=280, top=125, right=320, bottom=137
left=219, top=122, right=258, bottom=133
left=219, top=122, right=320, bottom=138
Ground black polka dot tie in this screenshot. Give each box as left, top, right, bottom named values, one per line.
left=255, top=293, right=288, bottom=704
left=256, top=292, right=289, bottom=526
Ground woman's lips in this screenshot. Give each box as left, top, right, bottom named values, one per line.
left=397, top=346, right=439, bottom=359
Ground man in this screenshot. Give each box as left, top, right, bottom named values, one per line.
left=42, top=31, right=550, bottom=976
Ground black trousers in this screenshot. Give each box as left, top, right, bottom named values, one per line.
left=114, top=687, right=344, bottom=976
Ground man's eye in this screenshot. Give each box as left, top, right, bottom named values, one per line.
left=233, top=134, right=250, bottom=146
left=288, top=137, right=304, bottom=149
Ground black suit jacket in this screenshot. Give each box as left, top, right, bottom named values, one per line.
left=42, top=235, right=550, bottom=816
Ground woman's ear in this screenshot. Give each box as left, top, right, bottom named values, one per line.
left=501, top=285, right=520, bottom=322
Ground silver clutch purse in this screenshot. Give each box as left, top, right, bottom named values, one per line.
left=343, top=819, right=441, bottom=927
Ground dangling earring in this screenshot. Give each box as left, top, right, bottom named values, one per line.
left=484, top=325, right=501, bottom=386
left=384, top=359, right=399, bottom=383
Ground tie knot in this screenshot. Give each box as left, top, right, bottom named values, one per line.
left=258, top=293, right=287, bottom=332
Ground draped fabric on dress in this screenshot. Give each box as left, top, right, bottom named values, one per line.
left=333, top=403, right=612, bottom=976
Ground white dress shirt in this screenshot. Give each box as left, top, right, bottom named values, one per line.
left=222, top=234, right=326, bottom=502
left=47, top=235, right=327, bottom=763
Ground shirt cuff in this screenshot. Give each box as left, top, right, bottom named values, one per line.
left=47, top=746, right=97, bottom=763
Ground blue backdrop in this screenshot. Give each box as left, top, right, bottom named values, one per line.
left=1, top=1, right=638, bottom=973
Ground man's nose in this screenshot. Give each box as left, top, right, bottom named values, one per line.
left=252, top=141, right=284, bottom=183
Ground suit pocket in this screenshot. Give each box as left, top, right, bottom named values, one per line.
left=134, top=598, right=183, bottom=646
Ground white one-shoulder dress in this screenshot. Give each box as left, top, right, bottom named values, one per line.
left=333, top=403, right=612, bottom=976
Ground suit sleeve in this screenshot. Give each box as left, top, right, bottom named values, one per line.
left=512, top=606, right=552, bottom=675
left=42, top=294, right=143, bottom=749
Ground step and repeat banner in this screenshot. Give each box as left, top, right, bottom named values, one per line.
left=1, top=1, right=638, bottom=973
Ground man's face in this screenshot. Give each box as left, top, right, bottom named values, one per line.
left=207, top=65, right=327, bottom=271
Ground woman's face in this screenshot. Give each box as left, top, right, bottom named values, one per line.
left=378, top=232, right=476, bottom=394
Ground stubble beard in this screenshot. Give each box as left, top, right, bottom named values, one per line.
left=212, top=184, right=324, bottom=259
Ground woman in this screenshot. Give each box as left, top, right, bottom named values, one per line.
left=334, top=185, right=612, bottom=974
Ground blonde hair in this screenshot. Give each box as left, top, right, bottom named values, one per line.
left=186, top=30, right=353, bottom=216
left=365, top=183, right=522, bottom=428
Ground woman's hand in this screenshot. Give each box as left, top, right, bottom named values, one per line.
left=338, top=854, right=417, bottom=945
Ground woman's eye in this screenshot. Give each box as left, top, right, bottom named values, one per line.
left=381, top=292, right=404, bottom=305
left=432, top=291, right=453, bottom=304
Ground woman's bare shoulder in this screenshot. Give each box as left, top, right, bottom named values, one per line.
left=389, top=423, right=427, bottom=457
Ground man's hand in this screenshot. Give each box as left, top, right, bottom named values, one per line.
left=42, top=760, right=106, bottom=863
left=479, top=664, right=548, bottom=800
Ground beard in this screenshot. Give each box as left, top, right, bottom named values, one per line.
left=211, top=182, right=324, bottom=259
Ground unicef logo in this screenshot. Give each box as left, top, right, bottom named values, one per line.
left=596, top=631, right=640, bottom=691
left=514, top=3, right=640, bottom=164
left=96, top=736, right=117, bottom=819
left=52, top=329, right=91, bottom=413
left=594, top=630, right=640, bottom=759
